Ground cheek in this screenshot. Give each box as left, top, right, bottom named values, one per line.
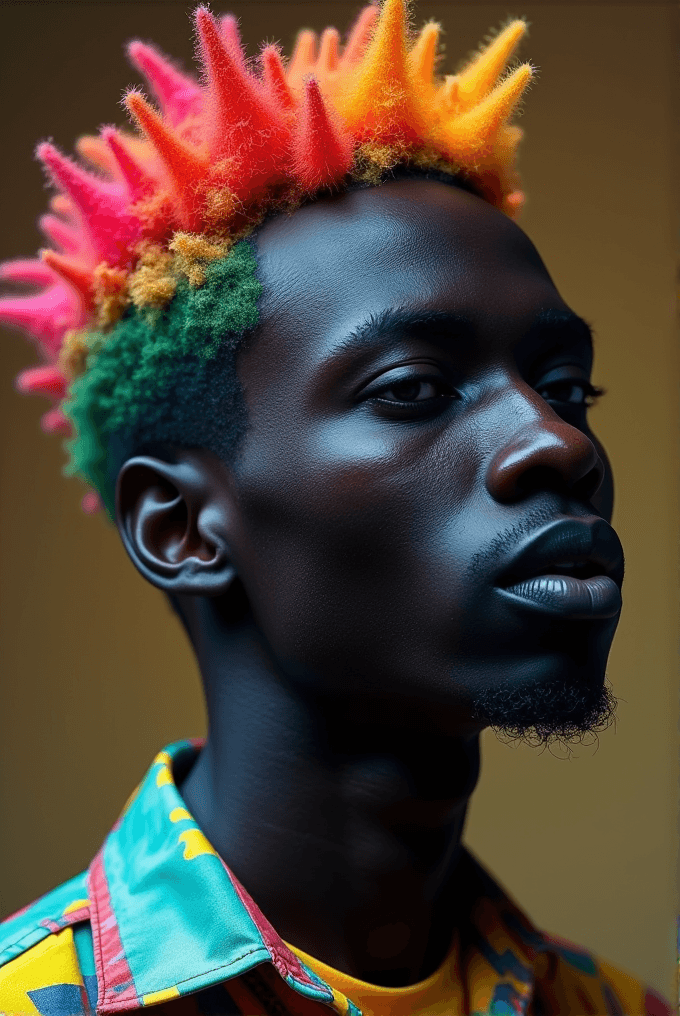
left=228, top=419, right=477, bottom=677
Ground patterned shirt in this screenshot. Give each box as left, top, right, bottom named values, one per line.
left=0, top=740, right=671, bottom=1016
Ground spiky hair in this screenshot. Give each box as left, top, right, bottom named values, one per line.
left=0, top=0, right=533, bottom=513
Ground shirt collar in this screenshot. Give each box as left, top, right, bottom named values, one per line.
left=86, top=739, right=545, bottom=1014
left=87, top=740, right=337, bottom=1013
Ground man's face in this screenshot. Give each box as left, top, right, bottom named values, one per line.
left=225, top=179, right=622, bottom=740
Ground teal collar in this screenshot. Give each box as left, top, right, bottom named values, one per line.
left=87, top=740, right=340, bottom=1012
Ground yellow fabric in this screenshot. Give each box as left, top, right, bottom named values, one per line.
left=0, top=927, right=84, bottom=1016
left=287, top=936, right=465, bottom=1016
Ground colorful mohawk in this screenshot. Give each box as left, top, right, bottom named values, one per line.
left=1, top=1, right=533, bottom=513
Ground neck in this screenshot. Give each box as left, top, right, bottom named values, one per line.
left=179, top=596, right=481, bottom=987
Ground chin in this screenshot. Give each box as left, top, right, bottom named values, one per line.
left=470, top=652, right=617, bottom=747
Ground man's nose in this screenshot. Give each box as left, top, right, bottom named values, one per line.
left=485, top=416, right=605, bottom=504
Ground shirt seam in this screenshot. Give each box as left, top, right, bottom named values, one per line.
left=140, top=944, right=272, bottom=995
left=96, top=946, right=274, bottom=1011
left=0, top=930, right=63, bottom=973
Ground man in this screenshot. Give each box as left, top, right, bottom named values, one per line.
left=0, top=2, right=671, bottom=1013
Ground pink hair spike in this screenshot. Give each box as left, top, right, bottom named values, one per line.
left=40, top=214, right=82, bottom=256
left=41, top=407, right=73, bottom=436
left=127, top=41, right=202, bottom=126
left=36, top=143, right=140, bottom=269
left=0, top=285, right=82, bottom=357
left=102, top=128, right=158, bottom=202
left=41, top=250, right=94, bottom=310
left=0, top=259, right=55, bottom=287
left=16, top=365, right=68, bottom=399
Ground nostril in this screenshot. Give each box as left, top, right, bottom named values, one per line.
left=573, top=463, right=604, bottom=502
left=512, top=464, right=573, bottom=500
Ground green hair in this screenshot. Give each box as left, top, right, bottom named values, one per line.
left=65, top=241, right=262, bottom=517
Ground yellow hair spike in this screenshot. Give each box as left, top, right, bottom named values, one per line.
left=436, top=75, right=460, bottom=116
left=438, top=62, right=533, bottom=161
left=457, top=19, right=527, bottom=109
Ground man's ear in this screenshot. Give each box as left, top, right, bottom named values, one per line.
left=115, top=450, right=237, bottom=596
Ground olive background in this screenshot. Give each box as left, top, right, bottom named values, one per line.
left=0, top=0, right=677, bottom=1001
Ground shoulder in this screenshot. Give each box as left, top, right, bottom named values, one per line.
left=0, top=871, right=97, bottom=1015
left=540, top=933, right=672, bottom=1016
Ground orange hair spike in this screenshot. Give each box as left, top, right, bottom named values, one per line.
left=438, top=63, right=533, bottom=161
left=337, top=0, right=425, bottom=147
left=456, top=20, right=527, bottom=109
left=49, top=195, right=75, bottom=220
left=41, top=250, right=94, bottom=310
left=287, top=29, right=317, bottom=91
left=318, top=28, right=340, bottom=74
left=124, top=91, right=209, bottom=230
left=341, top=5, right=379, bottom=66
left=4, top=0, right=537, bottom=515
left=409, top=21, right=440, bottom=87
left=76, top=136, right=117, bottom=175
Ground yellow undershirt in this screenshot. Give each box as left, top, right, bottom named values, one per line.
left=286, top=935, right=464, bottom=1016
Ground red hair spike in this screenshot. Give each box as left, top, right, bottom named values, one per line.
left=195, top=7, right=290, bottom=193
left=261, top=46, right=296, bottom=111
left=292, top=78, right=353, bottom=190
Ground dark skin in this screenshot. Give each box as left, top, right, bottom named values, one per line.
left=117, top=180, right=622, bottom=987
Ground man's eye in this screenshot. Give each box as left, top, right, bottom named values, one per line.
left=376, top=378, right=450, bottom=403
left=536, top=380, right=604, bottom=407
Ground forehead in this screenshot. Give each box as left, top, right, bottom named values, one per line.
left=245, top=179, right=572, bottom=376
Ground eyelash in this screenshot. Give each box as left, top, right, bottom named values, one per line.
left=371, top=376, right=454, bottom=409
left=536, top=380, right=605, bottom=408
left=364, top=375, right=605, bottom=416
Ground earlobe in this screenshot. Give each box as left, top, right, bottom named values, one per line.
left=115, top=453, right=237, bottom=596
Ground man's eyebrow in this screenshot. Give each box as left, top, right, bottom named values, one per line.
left=529, top=308, right=594, bottom=349
left=336, top=308, right=475, bottom=355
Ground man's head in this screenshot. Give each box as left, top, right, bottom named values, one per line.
left=2, top=1, right=621, bottom=744
left=118, top=178, right=621, bottom=746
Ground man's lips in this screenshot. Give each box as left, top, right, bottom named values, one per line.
left=495, top=518, right=624, bottom=619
